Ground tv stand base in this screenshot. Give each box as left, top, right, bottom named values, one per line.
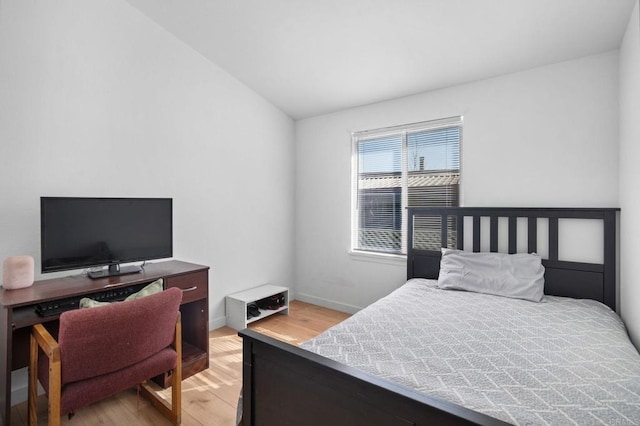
left=88, top=264, right=142, bottom=279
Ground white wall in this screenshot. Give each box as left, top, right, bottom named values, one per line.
left=0, top=0, right=295, bottom=327
left=295, top=52, right=620, bottom=313
left=619, top=0, right=640, bottom=346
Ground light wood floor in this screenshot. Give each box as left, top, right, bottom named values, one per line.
left=11, top=301, right=350, bottom=425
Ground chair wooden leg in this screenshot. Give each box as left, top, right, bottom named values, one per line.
left=171, top=370, right=182, bottom=424
left=48, top=358, right=62, bottom=426
left=28, top=333, right=38, bottom=426
left=140, top=378, right=180, bottom=425
left=30, top=324, right=62, bottom=426
left=139, top=316, right=182, bottom=425
left=172, top=317, right=182, bottom=423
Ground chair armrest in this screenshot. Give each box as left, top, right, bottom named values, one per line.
left=32, top=323, right=60, bottom=362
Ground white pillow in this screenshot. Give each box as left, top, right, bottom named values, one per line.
left=437, top=248, right=545, bottom=302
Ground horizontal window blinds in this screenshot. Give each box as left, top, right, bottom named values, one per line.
left=353, top=117, right=461, bottom=255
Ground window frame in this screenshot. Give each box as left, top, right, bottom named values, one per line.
left=350, top=116, right=463, bottom=258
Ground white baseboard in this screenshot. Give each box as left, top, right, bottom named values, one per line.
left=295, top=292, right=361, bottom=314
left=12, top=383, right=28, bottom=406
left=210, top=315, right=227, bottom=331
left=11, top=367, right=43, bottom=406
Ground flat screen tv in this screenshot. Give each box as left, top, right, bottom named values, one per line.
left=41, top=197, right=173, bottom=279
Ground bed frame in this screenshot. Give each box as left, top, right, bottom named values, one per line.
left=240, top=207, right=619, bottom=426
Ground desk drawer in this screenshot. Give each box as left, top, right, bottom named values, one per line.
left=166, top=271, right=208, bottom=304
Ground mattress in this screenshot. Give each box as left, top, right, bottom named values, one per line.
left=301, top=279, right=640, bottom=425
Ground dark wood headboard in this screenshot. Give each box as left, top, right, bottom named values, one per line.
left=406, top=207, right=619, bottom=311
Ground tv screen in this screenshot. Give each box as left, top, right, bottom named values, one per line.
left=41, top=197, right=173, bottom=277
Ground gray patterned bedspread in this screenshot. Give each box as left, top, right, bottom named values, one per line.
left=301, top=279, right=640, bottom=425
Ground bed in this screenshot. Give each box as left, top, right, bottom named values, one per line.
left=240, top=207, right=638, bottom=425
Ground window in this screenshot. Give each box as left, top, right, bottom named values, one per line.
left=351, top=116, right=462, bottom=256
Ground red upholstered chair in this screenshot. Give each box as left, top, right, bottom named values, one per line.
left=28, top=287, right=183, bottom=425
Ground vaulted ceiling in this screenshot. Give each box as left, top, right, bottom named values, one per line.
left=127, top=0, right=636, bottom=119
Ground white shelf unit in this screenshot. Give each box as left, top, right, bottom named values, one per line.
left=225, top=284, right=289, bottom=331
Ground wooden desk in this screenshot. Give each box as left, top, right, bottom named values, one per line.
left=0, top=260, right=209, bottom=426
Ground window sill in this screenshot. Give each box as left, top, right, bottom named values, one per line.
left=348, top=250, right=406, bottom=265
